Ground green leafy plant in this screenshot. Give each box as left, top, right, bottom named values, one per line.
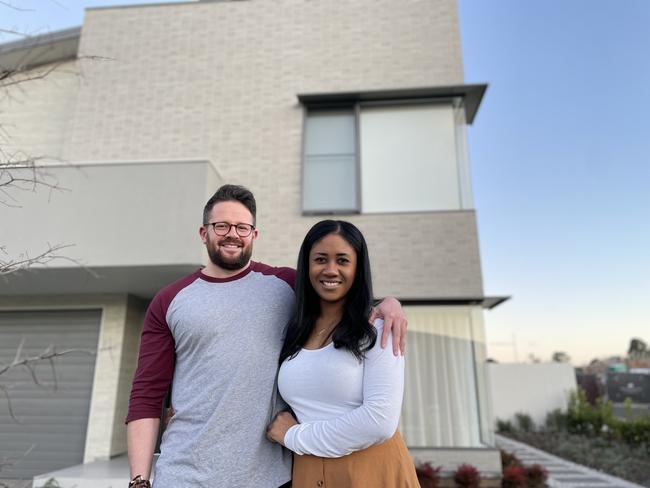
left=497, top=418, right=514, bottom=433
left=611, top=415, right=650, bottom=446
left=544, top=408, right=568, bottom=432
left=567, top=389, right=614, bottom=436
left=514, top=412, right=535, bottom=432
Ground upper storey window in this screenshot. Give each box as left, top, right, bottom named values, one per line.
left=299, top=86, right=485, bottom=215
left=303, top=109, right=358, bottom=213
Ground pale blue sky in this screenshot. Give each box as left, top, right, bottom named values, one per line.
left=3, top=0, right=648, bottom=364
left=460, top=0, right=650, bottom=363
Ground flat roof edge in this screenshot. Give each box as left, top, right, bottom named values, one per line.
left=400, top=296, right=510, bottom=310
left=297, top=84, right=489, bottom=124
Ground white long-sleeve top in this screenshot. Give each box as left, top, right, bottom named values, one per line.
left=278, top=320, right=404, bottom=457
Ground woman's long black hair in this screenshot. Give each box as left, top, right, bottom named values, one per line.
left=280, top=220, right=377, bottom=363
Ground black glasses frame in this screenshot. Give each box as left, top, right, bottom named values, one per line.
left=205, top=221, right=256, bottom=237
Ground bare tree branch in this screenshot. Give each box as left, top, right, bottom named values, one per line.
left=0, top=345, right=95, bottom=423
left=0, top=0, right=34, bottom=12
left=0, top=445, right=35, bottom=488
left=0, top=11, right=107, bottom=482
left=0, top=243, right=76, bottom=275
left=0, top=159, right=68, bottom=204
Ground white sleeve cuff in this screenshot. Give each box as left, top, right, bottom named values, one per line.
left=284, top=424, right=299, bottom=454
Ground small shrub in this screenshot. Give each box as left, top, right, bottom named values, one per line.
left=545, top=408, right=568, bottom=432
left=496, top=418, right=514, bottom=433
left=505, top=430, right=650, bottom=486
left=611, top=415, right=650, bottom=446
left=514, top=412, right=535, bottom=432
left=567, top=388, right=611, bottom=436
left=500, top=449, right=522, bottom=468
left=415, top=461, right=441, bottom=488
left=453, top=463, right=480, bottom=488
left=501, top=465, right=526, bottom=488
left=525, top=464, right=548, bottom=488
left=592, top=396, right=615, bottom=434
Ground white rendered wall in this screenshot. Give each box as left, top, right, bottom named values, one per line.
left=487, top=363, right=577, bottom=427
left=0, top=160, right=218, bottom=269
left=360, top=103, right=461, bottom=213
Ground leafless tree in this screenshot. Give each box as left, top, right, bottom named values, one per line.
left=0, top=33, right=74, bottom=273
left=1, top=16, right=91, bottom=485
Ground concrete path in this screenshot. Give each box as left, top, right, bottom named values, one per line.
left=496, top=434, right=645, bottom=488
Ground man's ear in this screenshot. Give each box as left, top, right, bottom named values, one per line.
left=199, top=225, right=208, bottom=244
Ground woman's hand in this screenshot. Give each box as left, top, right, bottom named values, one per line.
left=266, top=411, right=298, bottom=446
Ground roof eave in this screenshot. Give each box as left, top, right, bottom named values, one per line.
left=298, top=84, right=489, bottom=124
left=0, top=27, right=81, bottom=74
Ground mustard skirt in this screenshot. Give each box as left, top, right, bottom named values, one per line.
left=291, top=431, right=420, bottom=488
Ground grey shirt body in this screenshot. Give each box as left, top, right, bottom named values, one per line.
left=128, top=263, right=295, bottom=487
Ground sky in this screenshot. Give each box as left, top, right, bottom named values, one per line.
left=458, top=0, right=650, bottom=364
left=2, top=0, right=648, bottom=365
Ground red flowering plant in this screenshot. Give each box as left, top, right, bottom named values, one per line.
left=415, top=461, right=441, bottom=488
left=501, top=465, right=526, bottom=488
left=525, top=464, right=548, bottom=488
left=453, top=463, right=481, bottom=488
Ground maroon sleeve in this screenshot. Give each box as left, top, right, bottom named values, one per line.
left=275, top=266, right=296, bottom=290
left=251, top=261, right=296, bottom=290
left=125, top=292, right=176, bottom=423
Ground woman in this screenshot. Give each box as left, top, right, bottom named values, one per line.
left=266, top=220, right=419, bottom=487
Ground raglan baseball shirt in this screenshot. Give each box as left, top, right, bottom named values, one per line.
left=126, top=262, right=295, bottom=487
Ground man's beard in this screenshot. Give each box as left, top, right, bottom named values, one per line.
left=207, top=237, right=252, bottom=271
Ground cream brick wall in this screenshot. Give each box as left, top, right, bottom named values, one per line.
left=82, top=294, right=147, bottom=461
left=59, top=0, right=481, bottom=298
left=110, top=295, right=148, bottom=457
left=1, top=60, right=78, bottom=162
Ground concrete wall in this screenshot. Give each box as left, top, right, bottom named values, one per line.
left=1, top=160, right=218, bottom=269
left=487, top=363, right=577, bottom=427
left=54, top=0, right=482, bottom=300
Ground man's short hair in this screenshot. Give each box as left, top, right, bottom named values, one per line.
left=203, top=184, right=257, bottom=224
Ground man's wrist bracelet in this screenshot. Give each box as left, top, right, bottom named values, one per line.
left=129, top=475, right=151, bottom=487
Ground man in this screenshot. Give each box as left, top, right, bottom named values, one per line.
left=126, top=184, right=407, bottom=487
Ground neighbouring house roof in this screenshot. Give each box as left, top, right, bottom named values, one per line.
left=0, top=27, right=81, bottom=74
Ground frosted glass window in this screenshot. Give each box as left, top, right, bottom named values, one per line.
left=303, top=110, right=358, bottom=212
left=360, top=104, right=461, bottom=213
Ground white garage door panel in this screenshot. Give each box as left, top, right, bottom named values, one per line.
left=0, top=309, right=101, bottom=481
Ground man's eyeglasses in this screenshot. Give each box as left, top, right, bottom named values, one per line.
left=205, top=222, right=255, bottom=237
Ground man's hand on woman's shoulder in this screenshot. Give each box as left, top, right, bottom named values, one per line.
left=370, top=297, right=407, bottom=356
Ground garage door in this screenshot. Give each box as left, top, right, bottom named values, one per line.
left=0, top=309, right=101, bottom=481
